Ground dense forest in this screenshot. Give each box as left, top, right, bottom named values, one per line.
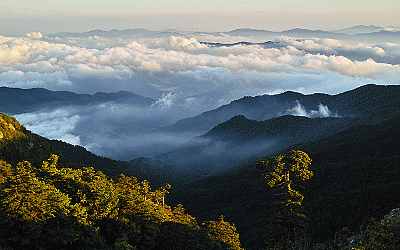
left=1, top=112, right=400, bottom=249
left=166, top=115, right=400, bottom=249
left=0, top=113, right=242, bottom=250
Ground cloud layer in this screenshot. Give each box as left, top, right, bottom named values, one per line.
left=2, top=31, right=400, bottom=159
left=1, top=33, right=399, bottom=103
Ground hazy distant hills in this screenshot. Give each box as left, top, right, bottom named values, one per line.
left=156, top=84, right=400, bottom=135
left=203, top=115, right=352, bottom=142
left=49, top=25, right=400, bottom=38
left=51, top=28, right=154, bottom=38
left=331, top=25, right=385, bottom=35
left=153, top=115, right=358, bottom=173
left=155, top=91, right=329, bottom=134
left=48, top=139, right=201, bottom=188
left=3, top=84, right=400, bottom=176
left=331, top=25, right=400, bottom=35
left=47, top=135, right=201, bottom=188
left=153, top=84, right=400, bottom=172
left=0, top=87, right=155, bottom=114
left=358, top=30, right=400, bottom=36
left=199, top=41, right=282, bottom=48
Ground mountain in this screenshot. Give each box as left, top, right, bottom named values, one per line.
left=203, top=114, right=353, bottom=142
left=153, top=114, right=358, bottom=173
left=0, top=87, right=155, bottom=114
left=331, top=25, right=385, bottom=35
left=50, top=27, right=346, bottom=40
left=153, top=84, right=400, bottom=173
left=222, top=28, right=344, bottom=38
left=199, top=41, right=281, bottom=48
left=166, top=114, right=400, bottom=250
left=281, top=28, right=335, bottom=36
left=225, top=28, right=274, bottom=36
left=0, top=113, right=244, bottom=250
left=0, top=113, right=192, bottom=188
left=47, top=26, right=400, bottom=41
left=50, top=28, right=153, bottom=37
left=48, top=139, right=201, bottom=188
left=358, top=30, right=400, bottom=36
left=156, top=84, right=400, bottom=134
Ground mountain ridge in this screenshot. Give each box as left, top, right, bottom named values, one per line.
left=0, top=87, right=156, bottom=114
left=156, top=84, right=400, bottom=135
left=0, top=113, right=193, bottom=188
left=166, top=113, right=400, bottom=250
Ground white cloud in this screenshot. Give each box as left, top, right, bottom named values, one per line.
left=151, top=92, right=178, bottom=109
left=14, top=109, right=81, bottom=145
left=167, top=36, right=207, bottom=51
left=26, top=32, right=43, bottom=39
left=0, top=32, right=399, bottom=112
left=285, top=100, right=339, bottom=118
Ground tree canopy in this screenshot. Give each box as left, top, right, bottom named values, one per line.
left=258, top=150, right=313, bottom=249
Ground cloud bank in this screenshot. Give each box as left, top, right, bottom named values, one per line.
left=14, top=109, right=81, bottom=145
left=2, top=31, right=399, bottom=159
left=1, top=33, right=399, bottom=105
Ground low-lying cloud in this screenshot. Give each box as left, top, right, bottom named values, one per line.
left=285, top=100, right=339, bottom=118
left=10, top=100, right=199, bottom=160
left=26, top=32, right=43, bottom=40
left=14, top=109, right=81, bottom=145
left=151, top=92, right=178, bottom=109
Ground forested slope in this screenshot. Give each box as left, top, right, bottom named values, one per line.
left=0, top=113, right=243, bottom=250
left=167, top=114, right=400, bottom=249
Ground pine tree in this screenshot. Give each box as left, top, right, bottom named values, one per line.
left=258, top=150, right=313, bottom=249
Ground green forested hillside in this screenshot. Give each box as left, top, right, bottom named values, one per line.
left=2, top=112, right=400, bottom=250
left=167, top=115, right=400, bottom=249
left=0, top=113, right=243, bottom=250
left=0, top=113, right=195, bottom=188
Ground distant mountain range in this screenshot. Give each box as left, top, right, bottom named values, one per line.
left=0, top=87, right=156, bottom=114
left=331, top=25, right=385, bottom=35
left=2, top=84, right=400, bottom=177
left=331, top=25, right=400, bottom=35
left=49, top=25, right=400, bottom=38
left=153, top=84, right=400, bottom=172
left=156, top=84, right=400, bottom=135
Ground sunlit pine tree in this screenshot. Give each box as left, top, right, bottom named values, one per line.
left=258, top=150, right=313, bottom=249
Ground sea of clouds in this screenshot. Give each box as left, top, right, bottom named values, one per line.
left=1, top=31, right=399, bottom=159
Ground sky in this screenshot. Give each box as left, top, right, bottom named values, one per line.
left=1, top=1, right=400, bottom=35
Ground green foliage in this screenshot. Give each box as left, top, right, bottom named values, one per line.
left=258, top=150, right=313, bottom=189
left=0, top=152, right=242, bottom=249
left=0, top=113, right=244, bottom=249
left=0, top=114, right=26, bottom=145
left=258, top=150, right=313, bottom=249
left=155, top=221, right=221, bottom=250
left=0, top=160, right=70, bottom=222
left=348, top=208, right=400, bottom=250
left=202, top=215, right=244, bottom=250
left=166, top=115, right=400, bottom=250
